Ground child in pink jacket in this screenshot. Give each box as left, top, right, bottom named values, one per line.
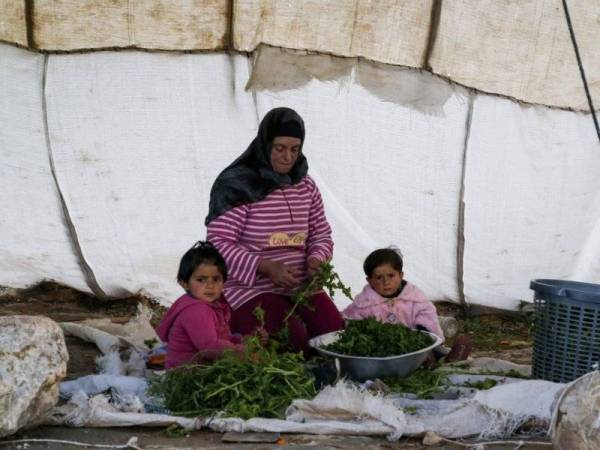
left=343, top=248, right=444, bottom=339
left=157, top=241, right=244, bottom=369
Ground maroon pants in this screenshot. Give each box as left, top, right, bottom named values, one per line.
left=230, top=292, right=345, bottom=354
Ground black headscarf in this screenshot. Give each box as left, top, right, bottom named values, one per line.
left=205, top=107, right=308, bottom=224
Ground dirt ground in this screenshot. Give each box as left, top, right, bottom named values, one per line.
left=0, top=283, right=550, bottom=449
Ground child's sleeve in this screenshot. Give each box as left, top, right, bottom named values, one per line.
left=413, top=296, right=444, bottom=339
left=206, top=204, right=262, bottom=287
left=180, top=308, right=243, bottom=360
left=305, top=178, right=333, bottom=262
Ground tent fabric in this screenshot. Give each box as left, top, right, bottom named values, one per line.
left=1, top=1, right=598, bottom=111
left=44, top=50, right=258, bottom=299
left=0, top=45, right=89, bottom=292
left=0, top=0, right=26, bottom=47
left=233, top=0, right=432, bottom=68
left=462, top=95, right=600, bottom=309
left=29, top=0, right=229, bottom=51
left=1, top=42, right=600, bottom=310
left=429, top=0, right=600, bottom=111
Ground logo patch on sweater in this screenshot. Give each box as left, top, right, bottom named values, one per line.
left=268, top=232, right=306, bottom=247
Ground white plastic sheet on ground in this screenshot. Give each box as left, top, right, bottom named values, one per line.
left=49, top=376, right=564, bottom=441
left=0, top=45, right=89, bottom=292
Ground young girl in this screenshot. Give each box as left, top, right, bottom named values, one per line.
left=343, top=247, right=444, bottom=338
left=157, top=241, right=244, bottom=369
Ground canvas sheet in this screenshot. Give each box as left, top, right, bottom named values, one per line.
left=233, top=0, right=432, bottom=68
left=253, top=67, right=468, bottom=307
left=0, top=0, right=26, bottom=47
left=2, top=42, right=600, bottom=310
left=44, top=51, right=258, bottom=300
left=1, top=1, right=599, bottom=110
left=430, top=0, right=600, bottom=111
left=462, top=95, right=600, bottom=309
left=0, top=45, right=89, bottom=292
left=31, top=0, right=229, bottom=51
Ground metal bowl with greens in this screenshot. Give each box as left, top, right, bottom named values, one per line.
left=309, top=318, right=443, bottom=381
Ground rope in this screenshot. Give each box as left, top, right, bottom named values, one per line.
left=0, top=436, right=142, bottom=449
left=561, top=0, right=600, bottom=144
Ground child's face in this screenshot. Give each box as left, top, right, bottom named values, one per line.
left=368, top=263, right=403, bottom=297
left=179, top=263, right=224, bottom=302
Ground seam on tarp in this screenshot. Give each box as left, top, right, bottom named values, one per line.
left=246, top=53, right=260, bottom=125
left=24, top=0, right=36, bottom=49
left=228, top=0, right=235, bottom=51
left=457, top=94, right=474, bottom=307
left=422, top=0, right=442, bottom=71
left=347, top=0, right=360, bottom=55
left=42, top=55, right=108, bottom=300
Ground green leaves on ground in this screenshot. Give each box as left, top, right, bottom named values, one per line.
left=381, top=369, right=448, bottom=399
left=147, top=338, right=316, bottom=419
left=324, top=317, right=433, bottom=357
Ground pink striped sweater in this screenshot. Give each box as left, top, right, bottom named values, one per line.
left=206, top=175, right=333, bottom=310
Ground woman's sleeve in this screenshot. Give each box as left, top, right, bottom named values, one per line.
left=306, top=179, right=333, bottom=261
left=206, top=205, right=262, bottom=287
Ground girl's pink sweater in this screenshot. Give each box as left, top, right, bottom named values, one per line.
left=156, top=293, right=243, bottom=369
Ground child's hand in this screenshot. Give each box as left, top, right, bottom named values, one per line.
left=256, top=327, right=269, bottom=346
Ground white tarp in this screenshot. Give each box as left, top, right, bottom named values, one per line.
left=44, top=51, right=258, bottom=299
left=1, top=1, right=598, bottom=110
left=0, top=45, right=89, bottom=292
left=1, top=42, right=600, bottom=310
left=463, top=95, right=600, bottom=309
left=252, top=66, right=468, bottom=305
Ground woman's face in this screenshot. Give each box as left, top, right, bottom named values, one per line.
left=270, top=136, right=301, bottom=174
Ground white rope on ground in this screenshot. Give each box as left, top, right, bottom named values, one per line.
left=0, top=436, right=142, bottom=449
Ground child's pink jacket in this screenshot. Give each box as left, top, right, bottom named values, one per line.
left=156, top=293, right=243, bottom=369
left=342, top=282, right=444, bottom=339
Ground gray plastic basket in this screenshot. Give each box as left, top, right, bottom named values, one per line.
left=530, top=279, right=600, bottom=383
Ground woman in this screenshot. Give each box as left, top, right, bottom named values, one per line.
left=206, top=107, right=344, bottom=353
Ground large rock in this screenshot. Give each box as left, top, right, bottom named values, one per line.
left=552, top=370, right=600, bottom=450
left=0, top=315, right=68, bottom=437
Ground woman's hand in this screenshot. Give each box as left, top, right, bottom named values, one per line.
left=258, top=259, right=301, bottom=288
left=306, top=257, right=322, bottom=277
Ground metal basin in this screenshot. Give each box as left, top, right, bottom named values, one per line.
left=309, top=330, right=443, bottom=381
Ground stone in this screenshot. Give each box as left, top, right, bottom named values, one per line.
left=0, top=315, right=68, bottom=438
left=422, top=431, right=443, bottom=446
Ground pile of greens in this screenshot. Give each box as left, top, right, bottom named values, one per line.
left=324, top=317, right=433, bottom=357
left=147, top=338, right=316, bottom=419
left=381, top=369, right=448, bottom=399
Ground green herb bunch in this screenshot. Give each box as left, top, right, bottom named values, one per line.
left=324, top=317, right=433, bottom=357
left=147, top=337, right=316, bottom=419
left=284, top=261, right=352, bottom=322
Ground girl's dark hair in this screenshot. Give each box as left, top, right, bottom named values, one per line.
left=363, top=247, right=403, bottom=278
left=177, top=241, right=228, bottom=283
